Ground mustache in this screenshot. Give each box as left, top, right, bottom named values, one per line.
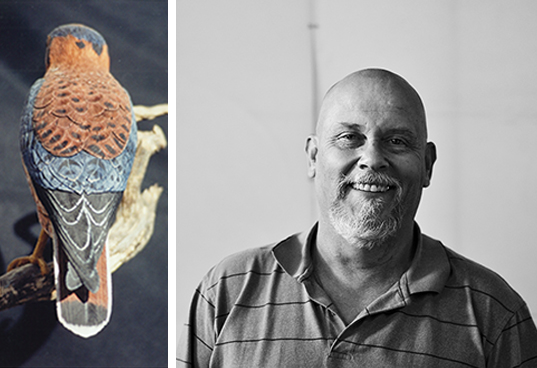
left=336, top=171, right=401, bottom=199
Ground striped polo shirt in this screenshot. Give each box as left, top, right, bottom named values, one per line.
left=178, top=224, right=537, bottom=367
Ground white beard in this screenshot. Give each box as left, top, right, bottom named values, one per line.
left=328, top=175, right=403, bottom=249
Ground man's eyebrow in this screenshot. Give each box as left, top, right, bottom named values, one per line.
left=335, top=122, right=363, bottom=130
left=333, top=123, right=417, bottom=136
left=384, top=127, right=418, bottom=137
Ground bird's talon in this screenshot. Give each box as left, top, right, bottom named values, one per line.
left=7, top=256, right=49, bottom=276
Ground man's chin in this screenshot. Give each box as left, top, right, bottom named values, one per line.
left=348, top=225, right=398, bottom=244
left=330, top=212, right=401, bottom=246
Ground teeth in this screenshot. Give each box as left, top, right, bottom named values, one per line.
left=356, top=183, right=390, bottom=193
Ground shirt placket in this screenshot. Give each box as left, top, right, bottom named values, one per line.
left=323, top=280, right=408, bottom=365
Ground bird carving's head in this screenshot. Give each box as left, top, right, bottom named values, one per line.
left=45, top=24, right=110, bottom=71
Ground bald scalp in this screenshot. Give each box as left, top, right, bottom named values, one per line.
left=317, top=68, right=427, bottom=140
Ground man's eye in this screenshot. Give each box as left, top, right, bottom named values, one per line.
left=341, top=133, right=358, bottom=141
left=389, top=138, right=406, bottom=146
left=335, top=133, right=363, bottom=147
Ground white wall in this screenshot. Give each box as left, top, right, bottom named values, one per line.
left=177, top=0, right=537, bottom=333
left=177, top=1, right=314, bottom=327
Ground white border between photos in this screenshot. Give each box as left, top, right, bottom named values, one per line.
left=168, top=0, right=177, bottom=366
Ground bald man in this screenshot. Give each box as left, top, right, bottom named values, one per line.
left=178, top=69, right=537, bottom=367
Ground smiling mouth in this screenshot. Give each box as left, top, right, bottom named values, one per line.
left=352, top=182, right=391, bottom=193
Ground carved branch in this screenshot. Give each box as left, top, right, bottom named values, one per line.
left=133, top=103, right=169, bottom=122
left=108, top=124, right=167, bottom=272
left=0, top=104, right=168, bottom=311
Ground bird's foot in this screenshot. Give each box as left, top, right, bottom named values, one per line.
left=7, top=255, right=49, bottom=275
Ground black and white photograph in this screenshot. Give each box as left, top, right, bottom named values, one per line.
left=177, top=1, right=537, bottom=366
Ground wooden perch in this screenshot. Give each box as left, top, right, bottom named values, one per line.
left=108, top=124, right=167, bottom=272
left=0, top=104, right=168, bottom=311
left=133, top=103, right=169, bottom=122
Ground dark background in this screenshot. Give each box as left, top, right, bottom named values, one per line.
left=0, top=0, right=168, bottom=366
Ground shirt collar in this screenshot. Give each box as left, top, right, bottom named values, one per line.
left=272, top=222, right=451, bottom=295
left=405, top=227, right=451, bottom=295
left=272, top=223, right=318, bottom=282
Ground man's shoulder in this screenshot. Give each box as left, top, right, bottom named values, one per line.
left=201, top=232, right=298, bottom=285
left=207, top=230, right=306, bottom=278
left=211, top=243, right=278, bottom=276
left=196, top=233, right=304, bottom=305
left=440, top=242, right=526, bottom=311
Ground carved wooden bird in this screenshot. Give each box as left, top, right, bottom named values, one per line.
left=8, top=24, right=137, bottom=337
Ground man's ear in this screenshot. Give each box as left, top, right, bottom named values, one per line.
left=423, top=142, right=437, bottom=188
left=305, top=135, right=319, bottom=179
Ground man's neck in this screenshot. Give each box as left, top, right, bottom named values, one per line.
left=312, top=221, right=416, bottom=323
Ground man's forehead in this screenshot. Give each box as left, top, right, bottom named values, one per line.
left=324, top=111, right=423, bottom=139
left=318, top=69, right=427, bottom=136
left=328, top=73, right=419, bottom=109
left=321, top=87, right=422, bottom=125
left=327, top=89, right=417, bottom=115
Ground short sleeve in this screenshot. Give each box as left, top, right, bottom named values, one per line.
left=487, top=303, right=537, bottom=367
left=177, top=277, right=217, bottom=368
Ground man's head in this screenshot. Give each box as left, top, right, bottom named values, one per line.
left=306, top=68, right=436, bottom=248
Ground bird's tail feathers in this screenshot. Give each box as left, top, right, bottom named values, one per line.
left=53, top=235, right=112, bottom=338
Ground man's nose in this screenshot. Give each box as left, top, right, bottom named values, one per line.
left=358, top=141, right=388, bottom=171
